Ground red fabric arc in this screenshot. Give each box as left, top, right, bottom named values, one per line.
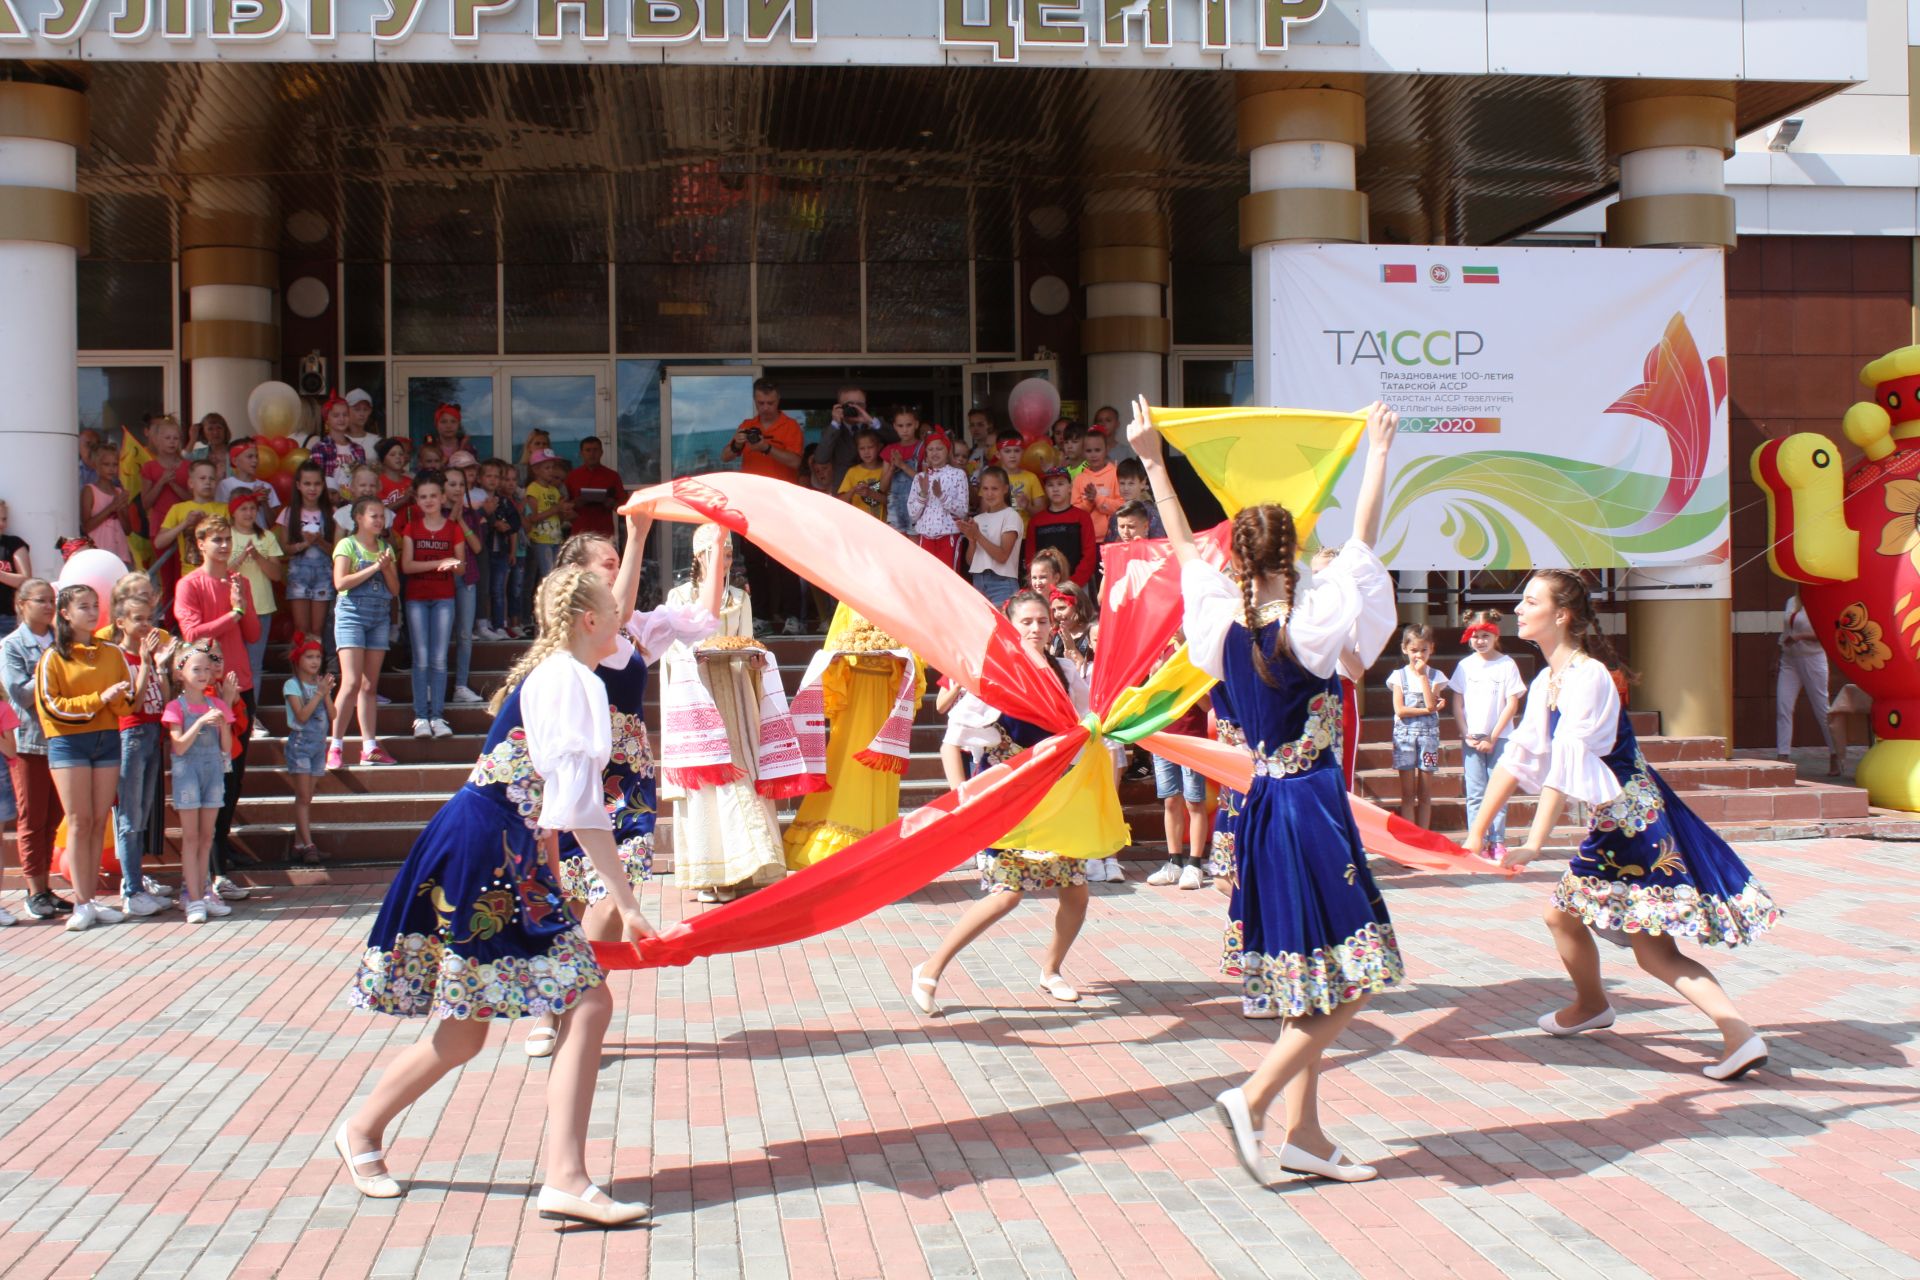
left=601, top=730, right=1088, bottom=970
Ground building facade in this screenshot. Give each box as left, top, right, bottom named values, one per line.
left=0, top=0, right=1879, bottom=745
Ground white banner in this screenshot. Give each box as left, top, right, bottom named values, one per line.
left=1267, top=244, right=1729, bottom=573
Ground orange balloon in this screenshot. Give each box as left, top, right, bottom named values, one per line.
left=1019, top=441, right=1059, bottom=475
left=254, top=447, right=281, bottom=480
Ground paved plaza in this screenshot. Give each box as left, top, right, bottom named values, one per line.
left=0, top=838, right=1916, bottom=1280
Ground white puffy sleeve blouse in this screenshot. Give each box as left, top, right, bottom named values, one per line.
left=601, top=601, right=721, bottom=671
left=1499, top=656, right=1623, bottom=808
left=1181, top=540, right=1397, bottom=681
left=521, top=652, right=614, bottom=832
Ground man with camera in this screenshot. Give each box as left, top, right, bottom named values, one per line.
left=815, top=385, right=899, bottom=492
left=723, top=377, right=806, bottom=634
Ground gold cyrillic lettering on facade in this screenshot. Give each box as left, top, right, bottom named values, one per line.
left=1259, top=0, right=1322, bottom=49
left=1021, top=0, right=1082, bottom=46
left=371, top=0, right=427, bottom=40
left=452, top=0, right=517, bottom=40
left=1202, top=0, right=1228, bottom=50
left=537, top=0, right=605, bottom=39
left=211, top=0, right=287, bottom=39
left=108, top=0, right=149, bottom=38
left=0, top=0, right=24, bottom=39
left=1100, top=0, right=1168, bottom=49
left=744, top=0, right=812, bottom=44
left=941, top=0, right=1016, bottom=62
left=629, top=0, right=698, bottom=42
left=40, top=0, right=98, bottom=41
left=161, top=0, right=190, bottom=38
left=306, top=0, right=332, bottom=38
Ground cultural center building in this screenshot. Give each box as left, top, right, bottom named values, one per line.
left=0, top=0, right=1879, bottom=746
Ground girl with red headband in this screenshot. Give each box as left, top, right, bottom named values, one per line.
left=906, top=428, right=969, bottom=570
left=1450, top=609, right=1526, bottom=859
left=309, top=393, right=367, bottom=503
left=283, top=633, right=334, bottom=864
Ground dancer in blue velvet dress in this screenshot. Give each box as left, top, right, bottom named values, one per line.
left=521, top=521, right=724, bottom=1059
left=336, top=567, right=655, bottom=1228
left=1466, top=570, right=1780, bottom=1082
left=1132, top=396, right=1402, bottom=1187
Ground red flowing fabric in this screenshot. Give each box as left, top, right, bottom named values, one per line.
left=599, top=730, right=1087, bottom=969
left=1091, top=538, right=1183, bottom=711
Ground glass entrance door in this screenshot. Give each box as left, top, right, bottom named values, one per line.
left=508, top=368, right=604, bottom=469
left=396, top=363, right=607, bottom=465
left=660, top=364, right=762, bottom=584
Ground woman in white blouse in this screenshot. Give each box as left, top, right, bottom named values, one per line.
left=1466, top=570, right=1779, bottom=1082
left=337, top=566, right=655, bottom=1227
left=1133, top=396, right=1402, bottom=1186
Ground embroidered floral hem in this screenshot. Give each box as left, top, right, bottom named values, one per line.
left=347, top=927, right=604, bottom=1020
left=982, top=851, right=1088, bottom=894
left=1552, top=871, right=1782, bottom=948
left=559, top=835, right=655, bottom=905
left=1220, top=919, right=1404, bottom=1017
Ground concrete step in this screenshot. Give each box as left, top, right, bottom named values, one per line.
left=1353, top=757, right=1799, bottom=805
left=242, top=720, right=958, bottom=764
left=1349, top=735, right=1724, bottom=773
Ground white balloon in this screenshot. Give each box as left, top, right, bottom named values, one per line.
left=248, top=381, right=303, bottom=439
left=57, top=547, right=130, bottom=605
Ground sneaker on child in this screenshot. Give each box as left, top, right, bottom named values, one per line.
left=1083, top=858, right=1108, bottom=884
left=450, top=686, right=482, bottom=704
left=23, top=891, right=72, bottom=919
left=90, top=902, right=126, bottom=925
left=1103, top=856, right=1125, bottom=882
left=202, top=893, right=233, bottom=918
left=124, top=892, right=166, bottom=918
left=184, top=898, right=208, bottom=925
left=143, top=877, right=175, bottom=899
left=413, top=718, right=433, bottom=738
left=0, top=903, right=15, bottom=926
left=64, top=902, right=97, bottom=932
left=1177, top=863, right=1204, bottom=891
left=213, top=876, right=250, bottom=901
left=1146, top=862, right=1180, bottom=887
left=430, top=719, right=453, bottom=738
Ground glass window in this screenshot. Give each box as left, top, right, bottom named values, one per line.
left=343, top=361, right=389, bottom=436
left=510, top=373, right=599, bottom=472
left=344, top=263, right=385, bottom=355
left=1179, top=358, right=1254, bottom=408
left=664, top=369, right=759, bottom=576
left=391, top=181, right=496, bottom=264
left=392, top=264, right=498, bottom=355
left=756, top=166, right=860, bottom=262
left=867, top=261, right=969, bottom=353
left=975, top=260, right=1015, bottom=354
left=757, top=263, right=860, bottom=353
left=502, top=174, right=607, bottom=264
left=614, top=165, right=754, bottom=264
left=505, top=264, right=608, bottom=355
left=405, top=374, right=495, bottom=450
left=866, top=185, right=966, bottom=262
left=616, top=263, right=751, bottom=354
left=1172, top=262, right=1252, bottom=347
left=78, top=365, right=167, bottom=442
left=77, top=261, right=172, bottom=351
left=615, top=359, right=664, bottom=487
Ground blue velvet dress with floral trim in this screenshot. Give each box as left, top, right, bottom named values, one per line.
left=1204, top=685, right=1243, bottom=884
left=1220, top=604, right=1403, bottom=1017
left=348, top=683, right=603, bottom=1020
left=1553, top=703, right=1782, bottom=947
left=556, top=651, right=656, bottom=904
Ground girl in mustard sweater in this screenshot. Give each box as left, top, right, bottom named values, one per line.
left=35, top=584, right=134, bottom=932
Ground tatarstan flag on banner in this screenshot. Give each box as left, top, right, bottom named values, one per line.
left=1151, top=406, right=1369, bottom=537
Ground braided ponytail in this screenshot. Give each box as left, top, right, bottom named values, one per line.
left=487, top=565, right=613, bottom=713
left=1231, top=504, right=1301, bottom=688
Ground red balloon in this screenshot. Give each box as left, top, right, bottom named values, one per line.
left=270, top=471, right=295, bottom=502
left=265, top=435, right=296, bottom=457
left=1007, top=377, right=1061, bottom=442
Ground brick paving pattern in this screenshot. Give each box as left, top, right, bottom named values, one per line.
left=0, top=837, right=1916, bottom=1279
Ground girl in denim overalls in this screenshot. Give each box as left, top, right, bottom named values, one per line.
left=330, top=496, right=401, bottom=769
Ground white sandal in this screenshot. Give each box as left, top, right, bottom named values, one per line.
left=1703, top=1034, right=1768, bottom=1081
left=907, top=964, right=940, bottom=1016
left=1279, top=1142, right=1378, bottom=1183
left=1036, top=972, right=1080, bottom=1003
left=525, top=1027, right=560, bottom=1059
left=335, top=1124, right=402, bottom=1199
left=536, top=1183, right=649, bottom=1227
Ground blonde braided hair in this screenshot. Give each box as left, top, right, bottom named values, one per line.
left=488, top=565, right=614, bottom=714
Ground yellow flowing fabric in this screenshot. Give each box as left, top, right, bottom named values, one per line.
left=996, top=725, right=1130, bottom=859
left=1154, top=405, right=1367, bottom=538
left=782, top=651, right=926, bottom=870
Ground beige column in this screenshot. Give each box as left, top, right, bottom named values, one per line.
left=1604, top=85, right=1737, bottom=745
left=1081, top=194, right=1169, bottom=423
left=0, top=82, right=88, bottom=564
left=1237, top=73, right=1368, bottom=406
left=181, top=198, right=278, bottom=431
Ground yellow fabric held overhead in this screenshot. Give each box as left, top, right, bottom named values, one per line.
left=1153, top=405, right=1369, bottom=539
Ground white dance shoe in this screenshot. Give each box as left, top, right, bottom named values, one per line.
left=907, top=964, right=940, bottom=1016
left=335, top=1125, right=402, bottom=1199
left=1035, top=973, right=1080, bottom=1003
left=1702, top=1035, right=1768, bottom=1081
left=1536, top=1006, right=1616, bottom=1037
left=537, top=1183, right=649, bottom=1227
left=1213, top=1087, right=1267, bottom=1185
left=524, top=1027, right=559, bottom=1059
left=1278, top=1143, right=1378, bottom=1183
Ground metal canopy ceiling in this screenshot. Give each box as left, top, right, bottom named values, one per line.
left=45, top=61, right=1841, bottom=263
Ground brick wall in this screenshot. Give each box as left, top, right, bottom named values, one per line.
left=1726, top=235, right=1913, bottom=749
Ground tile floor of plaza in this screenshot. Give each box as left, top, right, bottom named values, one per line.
left=0, top=838, right=1917, bottom=1279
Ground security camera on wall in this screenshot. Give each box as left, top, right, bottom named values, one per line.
left=297, top=351, right=328, bottom=397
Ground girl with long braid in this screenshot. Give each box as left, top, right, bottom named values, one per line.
left=518, top=515, right=723, bottom=1059
left=1465, top=571, right=1779, bottom=1080
left=1131, top=396, right=1401, bottom=1186
left=338, top=567, right=655, bottom=1227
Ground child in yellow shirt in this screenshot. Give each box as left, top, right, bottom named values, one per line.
left=994, top=431, right=1043, bottom=519
left=522, top=449, right=571, bottom=581
left=154, top=459, right=230, bottom=571
left=836, top=430, right=889, bottom=520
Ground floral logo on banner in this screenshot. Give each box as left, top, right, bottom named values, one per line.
left=1375, top=311, right=1730, bottom=569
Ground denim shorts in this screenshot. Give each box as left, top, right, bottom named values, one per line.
left=48, top=729, right=121, bottom=769
left=1391, top=727, right=1441, bottom=773
left=334, top=593, right=392, bottom=652
left=171, top=748, right=226, bottom=810
left=284, top=734, right=329, bottom=777
left=286, top=550, right=334, bottom=601
left=1152, top=753, right=1207, bottom=804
